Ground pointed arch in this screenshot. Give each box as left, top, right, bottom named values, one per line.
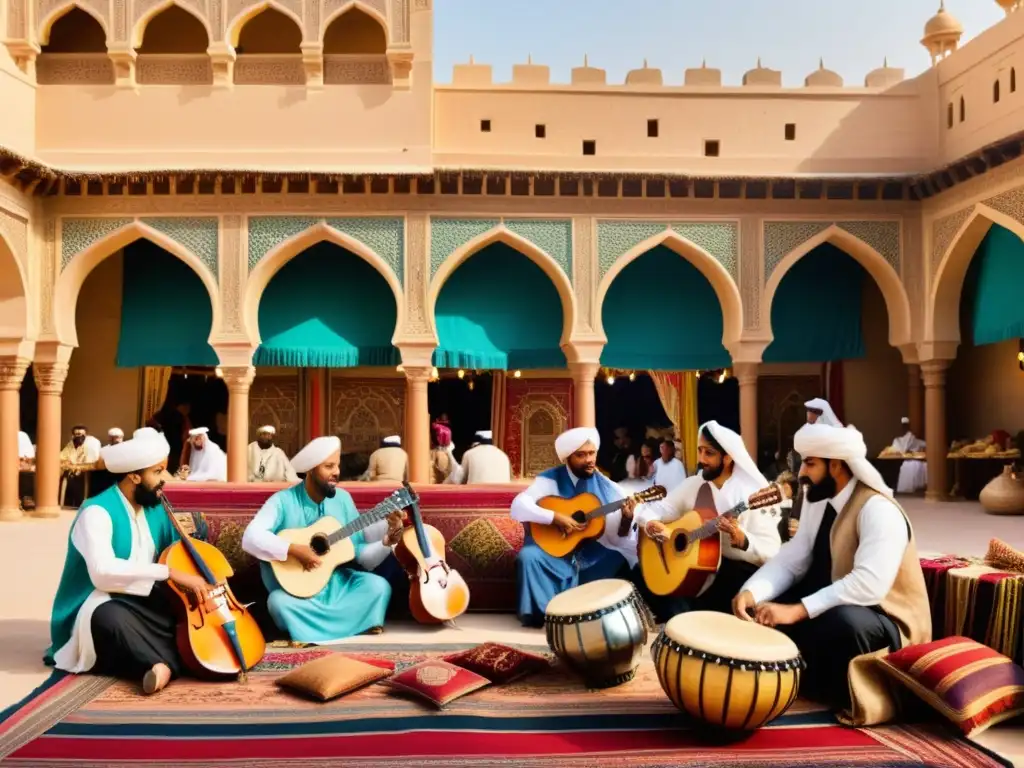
left=0, top=230, right=29, bottom=341
left=244, top=221, right=404, bottom=345
left=928, top=203, right=1024, bottom=344
left=763, top=225, right=912, bottom=353
left=54, top=221, right=220, bottom=347
left=321, top=0, right=389, bottom=41
left=131, top=0, right=212, bottom=49
left=227, top=0, right=304, bottom=47
left=597, top=229, right=743, bottom=348
left=429, top=225, right=576, bottom=344
left=38, top=2, right=109, bottom=45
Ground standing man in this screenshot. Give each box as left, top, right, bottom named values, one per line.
left=248, top=425, right=299, bottom=483
left=364, top=435, right=408, bottom=483
left=179, top=427, right=227, bottom=482
left=511, top=427, right=636, bottom=627
left=651, top=439, right=687, bottom=492
left=240, top=436, right=404, bottom=642
left=733, top=422, right=930, bottom=724
left=447, top=430, right=512, bottom=484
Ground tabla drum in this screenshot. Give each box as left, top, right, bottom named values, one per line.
left=651, top=611, right=804, bottom=730
left=545, top=578, right=654, bottom=688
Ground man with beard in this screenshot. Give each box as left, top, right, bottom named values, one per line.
left=511, top=427, right=636, bottom=627
left=45, top=428, right=211, bottom=694
left=179, top=427, right=227, bottom=482
left=247, top=425, right=299, bottom=483
left=628, top=421, right=782, bottom=621
left=241, top=436, right=404, bottom=641
left=733, top=422, right=930, bottom=724
left=59, top=425, right=102, bottom=507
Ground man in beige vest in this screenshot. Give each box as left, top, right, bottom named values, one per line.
left=447, top=431, right=512, bottom=484
left=364, top=435, right=408, bottom=482
left=733, top=422, right=930, bottom=725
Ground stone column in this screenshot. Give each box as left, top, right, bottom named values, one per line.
left=568, top=362, right=599, bottom=428
left=734, top=363, right=760, bottom=460
left=922, top=360, right=950, bottom=502
left=0, top=359, right=29, bottom=522
left=33, top=362, right=69, bottom=518
left=222, top=366, right=255, bottom=484
left=404, top=366, right=432, bottom=484
left=907, top=364, right=924, bottom=437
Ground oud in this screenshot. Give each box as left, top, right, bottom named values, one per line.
left=271, top=486, right=415, bottom=599
left=638, top=482, right=783, bottom=598
left=529, top=484, right=667, bottom=558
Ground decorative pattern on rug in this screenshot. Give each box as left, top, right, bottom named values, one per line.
left=1, top=644, right=1009, bottom=767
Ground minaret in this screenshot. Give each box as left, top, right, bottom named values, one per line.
left=921, top=1, right=964, bottom=65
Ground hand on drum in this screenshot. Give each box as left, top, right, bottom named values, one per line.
left=732, top=590, right=756, bottom=621
left=553, top=512, right=586, bottom=535
left=644, top=520, right=668, bottom=543
left=752, top=602, right=808, bottom=628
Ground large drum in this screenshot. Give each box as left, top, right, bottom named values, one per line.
left=545, top=578, right=653, bottom=688
left=651, top=611, right=804, bottom=730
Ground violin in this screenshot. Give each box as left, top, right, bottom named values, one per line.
left=158, top=494, right=266, bottom=681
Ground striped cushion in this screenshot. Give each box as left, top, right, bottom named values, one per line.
left=879, top=636, right=1024, bottom=736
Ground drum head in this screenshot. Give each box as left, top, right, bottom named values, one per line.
left=545, top=578, right=634, bottom=617
left=664, top=611, right=799, bottom=663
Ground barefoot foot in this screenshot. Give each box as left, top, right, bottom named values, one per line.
left=142, top=663, right=172, bottom=695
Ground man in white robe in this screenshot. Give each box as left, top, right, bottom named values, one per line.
left=248, top=425, right=299, bottom=483
left=805, top=398, right=843, bottom=427
left=180, top=427, right=227, bottom=482
left=106, top=428, right=124, bottom=446
left=446, top=431, right=512, bottom=484
left=890, top=417, right=927, bottom=494
left=60, top=425, right=102, bottom=507
left=651, top=439, right=687, bottom=492
left=630, top=421, right=782, bottom=621
left=363, top=435, right=408, bottom=482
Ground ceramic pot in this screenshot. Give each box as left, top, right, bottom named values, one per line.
left=980, top=466, right=1024, bottom=516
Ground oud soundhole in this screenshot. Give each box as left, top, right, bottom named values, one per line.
left=310, top=534, right=330, bottom=556
left=571, top=510, right=587, bottom=525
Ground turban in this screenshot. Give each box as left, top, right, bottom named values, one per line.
left=432, top=422, right=452, bottom=447
left=258, top=425, right=276, bottom=435
left=554, top=427, right=599, bottom=463
left=102, top=432, right=171, bottom=473
left=804, top=398, right=843, bottom=427
left=133, top=427, right=162, bottom=440
left=108, top=427, right=124, bottom=438
left=794, top=422, right=893, bottom=498
left=700, top=420, right=769, bottom=488
left=189, top=427, right=209, bottom=437
left=901, top=417, right=910, bottom=425
left=475, top=430, right=493, bottom=443
left=291, top=436, right=342, bottom=474
left=382, top=435, right=401, bottom=446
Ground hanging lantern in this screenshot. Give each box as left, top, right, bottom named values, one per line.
left=457, top=369, right=465, bottom=379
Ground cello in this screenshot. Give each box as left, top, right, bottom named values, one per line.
left=158, top=493, right=266, bottom=681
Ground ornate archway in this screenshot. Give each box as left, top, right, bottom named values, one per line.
left=0, top=230, right=29, bottom=343
left=130, top=0, right=213, bottom=48
left=37, top=2, right=110, bottom=44
left=226, top=0, right=305, bottom=47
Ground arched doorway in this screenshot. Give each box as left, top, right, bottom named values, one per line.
left=37, top=6, right=112, bottom=84
left=231, top=5, right=303, bottom=84
left=135, top=3, right=212, bottom=84
left=322, top=5, right=389, bottom=85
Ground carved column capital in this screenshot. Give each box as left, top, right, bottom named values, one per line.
left=403, top=365, right=434, bottom=384
left=220, top=365, right=255, bottom=392
left=732, top=362, right=759, bottom=387
left=207, top=42, right=237, bottom=89
left=301, top=42, right=324, bottom=89
left=920, top=360, right=950, bottom=388
left=0, top=358, right=30, bottom=391
left=107, top=45, right=138, bottom=89
left=568, top=361, right=600, bottom=381
left=33, top=363, right=69, bottom=395
left=5, top=40, right=39, bottom=77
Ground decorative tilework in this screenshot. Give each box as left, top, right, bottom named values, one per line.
left=596, top=220, right=739, bottom=279
left=670, top=222, right=738, bottom=277
left=837, top=221, right=901, bottom=272
left=429, top=218, right=500, bottom=278
left=60, top=217, right=133, bottom=270
left=596, top=221, right=667, bottom=279
left=324, top=217, right=405, bottom=286
left=984, top=185, right=1024, bottom=225
left=141, top=217, right=219, bottom=279
left=930, top=185, right=1024, bottom=285
left=763, top=220, right=902, bottom=279
left=247, top=217, right=318, bottom=271
left=504, top=219, right=573, bottom=279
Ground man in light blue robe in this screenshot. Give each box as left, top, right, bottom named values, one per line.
left=511, top=427, right=637, bottom=627
left=241, top=436, right=405, bottom=643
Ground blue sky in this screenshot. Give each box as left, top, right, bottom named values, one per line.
left=432, top=0, right=1005, bottom=86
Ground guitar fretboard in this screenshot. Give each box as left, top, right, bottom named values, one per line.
left=685, top=500, right=748, bottom=545
left=326, top=492, right=409, bottom=545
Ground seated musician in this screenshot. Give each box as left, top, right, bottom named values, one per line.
left=628, top=421, right=782, bottom=622
left=44, top=428, right=211, bottom=695
left=733, top=422, right=930, bottom=722
left=511, top=427, right=636, bottom=627
left=240, top=436, right=406, bottom=642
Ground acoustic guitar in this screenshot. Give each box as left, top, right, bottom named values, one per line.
left=638, top=482, right=783, bottom=598
left=271, top=486, right=416, bottom=599
left=529, top=484, right=667, bottom=558
left=393, top=482, right=471, bottom=624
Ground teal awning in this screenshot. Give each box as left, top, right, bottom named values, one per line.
left=764, top=243, right=865, bottom=363
left=254, top=242, right=398, bottom=368
left=117, top=240, right=217, bottom=367
left=433, top=242, right=565, bottom=370
left=602, top=245, right=730, bottom=371
left=963, top=224, right=1024, bottom=346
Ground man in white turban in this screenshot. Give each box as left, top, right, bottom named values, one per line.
left=805, top=398, right=843, bottom=428
left=363, top=435, right=408, bottom=483
left=886, top=417, right=927, bottom=494
left=178, top=427, right=227, bottom=483
left=629, top=421, right=782, bottom=621
left=446, top=430, right=512, bottom=484
left=733, top=422, right=930, bottom=725
left=241, top=436, right=405, bottom=641
left=106, top=428, right=124, bottom=446
left=510, top=426, right=636, bottom=627
left=45, top=430, right=210, bottom=695
left=247, top=425, right=299, bottom=484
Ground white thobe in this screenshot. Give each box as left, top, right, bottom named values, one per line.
left=53, top=489, right=170, bottom=673
left=891, top=432, right=927, bottom=494
left=247, top=442, right=299, bottom=484
left=509, top=470, right=638, bottom=567
left=635, top=473, right=782, bottom=567
left=446, top=444, right=512, bottom=484
left=652, top=457, right=688, bottom=492
left=742, top=479, right=910, bottom=618
left=186, top=442, right=227, bottom=482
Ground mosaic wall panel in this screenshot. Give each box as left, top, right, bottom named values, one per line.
left=504, top=219, right=573, bottom=279
left=596, top=220, right=739, bottom=280
left=60, top=218, right=133, bottom=270
left=141, top=217, right=220, bottom=279
left=329, top=376, right=406, bottom=459
left=763, top=220, right=901, bottom=279
left=930, top=185, right=1024, bottom=281
left=429, top=218, right=500, bottom=278
left=429, top=217, right=573, bottom=282
left=502, top=378, right=572, bottom=479
left=249, top=373, right=302, bottom=458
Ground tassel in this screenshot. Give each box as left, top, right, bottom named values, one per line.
left=237, top=670, right=249, bottom=685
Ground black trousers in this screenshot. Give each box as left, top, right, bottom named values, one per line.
left=91, top=587, right=184, bottom=681
left=630, top=558, right=758, bottom=623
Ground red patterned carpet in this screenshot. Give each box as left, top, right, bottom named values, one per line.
left=0, top=644, right=1010, bottom=767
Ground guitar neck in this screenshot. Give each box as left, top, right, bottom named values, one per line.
left=329, top=501, right=395, bottom=545
left=689, top=499, right=747, bottom=543
left=585, top=497, right=627, bottom=522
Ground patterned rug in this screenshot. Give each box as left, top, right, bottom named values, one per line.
left=0, top=643, right=1010, bottom=767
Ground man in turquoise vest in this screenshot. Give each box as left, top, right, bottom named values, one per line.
left=45, top=428, right=209, bottom=695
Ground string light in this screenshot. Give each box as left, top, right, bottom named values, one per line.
left=457, top=369, right=465, bottom=379
left=396, top=364, right=404, bottom=373
left=718, top=370, right=726, bottom=384
left=513, top=370, right=522, bottom=378
left=468, top=380, right=475, bottom=391
left=430, top=367, right=439, bottom=380
left=606, top=374, right=615, bottom=385
left=214, top=367, right=223, bottom=378
left=628, top=371, right=636, bottom=382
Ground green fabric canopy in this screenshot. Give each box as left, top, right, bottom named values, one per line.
left=254, top=242, right=399, bottom=367
left=764, top=242, right=865, bottom=363
left=117, top=240, right=217, bottom=367
left=962, top=224, right=1024, bottom=346
left=433, top=242, right=566, bottom=370
left=601, top=245, right=730, bottom=370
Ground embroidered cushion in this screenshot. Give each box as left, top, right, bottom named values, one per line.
left=879, top=636, right=1024, bottom=736
left=385, top=660, right=490, bottom=708
left=275, top=652, right=390, bottom=701
left=442, top=643, right=550, bottom=684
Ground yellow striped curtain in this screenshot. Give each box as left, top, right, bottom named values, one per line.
left=649, top=371, right=699, bottom=474
left=141, top=366, right=172, bottom=425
